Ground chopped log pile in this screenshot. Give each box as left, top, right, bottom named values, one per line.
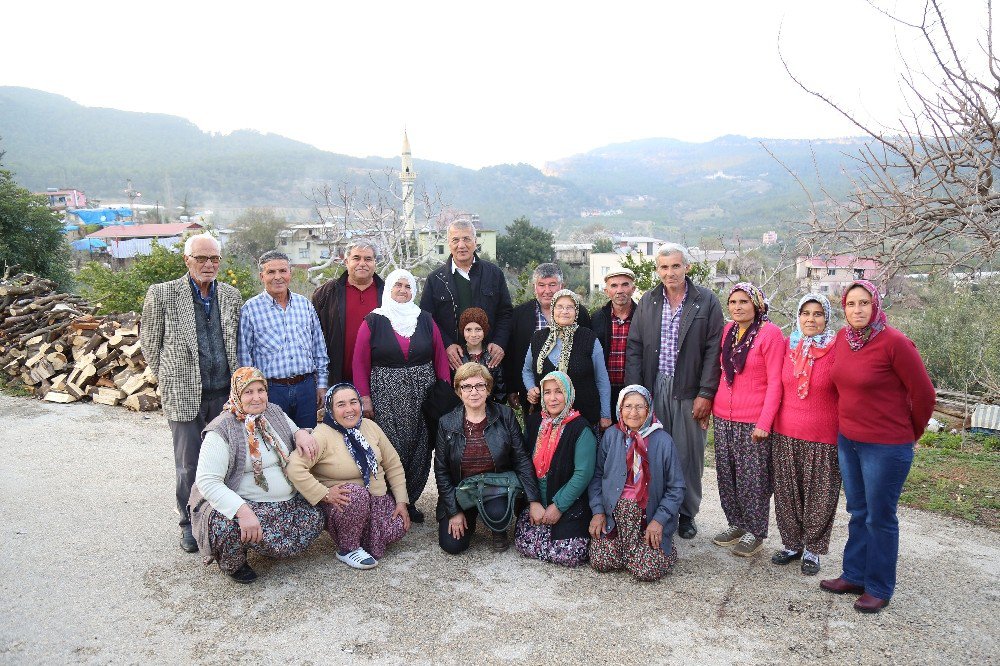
left=0, top=271, right=160, bottom=411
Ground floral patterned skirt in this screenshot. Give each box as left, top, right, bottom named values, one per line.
left=713, top=417, right=772, bottom=538
left=207, top=495, right=323, bottom=574
left=589, top=498, right=678, bottom=582
left=513, top=508, right=589, bottom=567
left=320, top=483, right=408, bottom=559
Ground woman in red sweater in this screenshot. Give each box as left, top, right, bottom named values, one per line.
left=822, top=280, right=935, bottom=613
left=770, top=293, right=840, bottom=576
left=711, top=282, right=784, bottom=557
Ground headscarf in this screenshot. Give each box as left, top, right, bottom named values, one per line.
left=842, top=279, right=887, bottom=351
left=322, top=383, right=378, bottom=487
left=721, top=282, right=769, bottom=386
left=535, top=289, right=581, bottom=376
left=533, top=371, right=581, bottom=478
left=223, top=367, right=289, bottom=491
left=371, top=269, right=421, bottom=337
left=788, top=293, right=835, bottom=399
left=614, top=385, right=662, bottom=509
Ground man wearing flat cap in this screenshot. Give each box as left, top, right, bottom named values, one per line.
left=590, top=267, right=637, bottom=418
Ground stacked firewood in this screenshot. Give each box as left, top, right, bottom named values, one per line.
left=0, top=271, right=160, bottom=411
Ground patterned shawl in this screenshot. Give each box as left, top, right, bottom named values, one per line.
left=322, top=383, right=379, bottom=487
left=535, top=289, right=581, bottom=376
left=223, top=366, right=290, bottom=491
left=534, top=371, right=581, bottom=478
left=842, top=279, right=887, bottom=351
left=372, top=269, right=421, bottom=337
left=614, top=385, right=662, bottom=510
left=721, top=282, right=769, bottom=386
left=788, top=293, right=835, bottom=399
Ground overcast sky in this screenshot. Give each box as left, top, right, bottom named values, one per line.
left=1, top=1, right=992, bottom=168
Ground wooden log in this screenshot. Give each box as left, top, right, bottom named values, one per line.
left=43, top=391, right=78, bottom=403
left=121, top=374, right=152, bottom=396
left=124, top=392, right=160, bottom=412
left=46, top=352, right=68, bottom=371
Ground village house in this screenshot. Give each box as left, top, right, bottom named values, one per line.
left=84, top=222, right=203, bottom=264
left=795, top=255, right=881, bottom=295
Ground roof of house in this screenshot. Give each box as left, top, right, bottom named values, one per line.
left=86, top=223, right=202, bottom=240
left=801, top=255, right=880, bottom=269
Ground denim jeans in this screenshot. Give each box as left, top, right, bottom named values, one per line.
left=837, top=434, right=914, bottom=600
left=267, top=375, right=318, bottom=428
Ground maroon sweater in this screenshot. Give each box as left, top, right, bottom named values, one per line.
left=829, top=326, right=935, bottom=445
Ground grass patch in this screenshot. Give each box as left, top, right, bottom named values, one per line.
left=0, top=375, right=32, bottom=398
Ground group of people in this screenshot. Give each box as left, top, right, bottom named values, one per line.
left=140, top=225, right=935, bottom=613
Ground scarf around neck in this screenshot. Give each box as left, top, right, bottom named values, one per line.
left=535, top=289, right=581, bottom=376
left=371, top=269, right=421, bottom=338
left=534, top=371, right=581, bottom=478
left=721, top=282, right=769, bottom=386
left=323, top=383, right=378, bottom=487
left=223, top=366, right=289, bottom=491
left=842, top=279, right=887, bottom=351
left=789, top=293, right=835, bottom=399
left=615, top=385, right=662, bottom=509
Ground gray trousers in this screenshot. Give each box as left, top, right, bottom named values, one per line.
left=653, top=373, right=707, bottom=519
left=168, top=393, right=226, bottom=527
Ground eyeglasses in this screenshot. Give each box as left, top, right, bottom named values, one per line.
left=449, top=236, right=475, bottom=246
left=190, top=255, right=222, bottom=264
left=553, top=304, right=576, bottom=312
left=620, top=404, right=648, bottom=412
left=459, top=383, right=489, bottom=393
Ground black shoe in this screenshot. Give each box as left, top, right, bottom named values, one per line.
left=678, top=516, right=697, bottom=539
left=490, top=531, right=510, bottom=553
left=228, top=563, right=258, bottom=584
left=771, top=549, right=803, bottom=565
left=180, top=525, right=198, bottom=553
left=408, top=506, right=425, bottom=524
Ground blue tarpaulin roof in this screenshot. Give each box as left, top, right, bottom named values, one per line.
left=62, top=223, right=81, bottom=233
left=71, top=238, right=108, bottom=251
left=71, top=208, right=133, bottom=225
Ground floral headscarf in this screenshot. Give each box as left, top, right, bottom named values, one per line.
left=721, top=282, right=769, bottom=386
left=789, top=293, right=835, bottom=399
left=371, top=268, right=421, bottom=337
left=842, top=279, right=887, bottom=351
left=534, top=371, right=581, bottom=478
left=535, top=289, right=581, bottom=376
left=323, top=383, right=378, bottom=487
left=223, top=366, right=289, bottom=491
left=614, top=385, right=663, bottom=510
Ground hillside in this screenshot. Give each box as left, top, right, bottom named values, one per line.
left=0, top=87, right=870, bottom=234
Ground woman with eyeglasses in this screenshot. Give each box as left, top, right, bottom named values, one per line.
left=522, top=289, right=613, bottom=434
left=434, top=363, right=543, bottom=554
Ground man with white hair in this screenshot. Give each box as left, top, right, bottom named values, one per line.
left=141, top=232, right=242, bottom=553
left=625, top=242, right=724, bottom=539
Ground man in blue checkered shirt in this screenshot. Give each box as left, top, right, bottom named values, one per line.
left=238, top=250, right=328, bottom=428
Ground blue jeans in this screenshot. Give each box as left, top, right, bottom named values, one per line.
left=837, top=434, right=914, bottom=600
left=268, top=375, right=318, bottom=428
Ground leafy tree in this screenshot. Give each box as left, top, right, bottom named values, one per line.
left=619, top=253, right=658, bottom=293
left=496, top=216, right=553, bottom=271
left=593, top=237, right=614, bottom=253
left=0, top=160, right=71, bottom=286
left=226, top=208, right=288, bottom=262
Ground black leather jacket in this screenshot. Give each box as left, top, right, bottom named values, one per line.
left=434, top=401, right=541, bottom=521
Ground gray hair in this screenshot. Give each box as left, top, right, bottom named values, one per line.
left=183, top=232, right=220, bottom=255
left=532, top=262, right=563, bottom=284
left=345, top=239, right=378, bottom=257
left=656, top=242, right=693, bottom=265
left=257, top=250, right=290, bottom=270
left=447, top=219, right=477, bottom=238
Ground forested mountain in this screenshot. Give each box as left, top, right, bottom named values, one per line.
left=0, top=86, right=870, bottom=234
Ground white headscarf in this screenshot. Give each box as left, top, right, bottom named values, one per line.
left=371, top=269, right=421, bottom=337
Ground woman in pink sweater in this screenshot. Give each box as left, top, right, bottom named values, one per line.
left=821, top=280, right=935, bottom=614
left=770, top=293, right=839, bottom=576
left=711, top=282, right=784, bottom=557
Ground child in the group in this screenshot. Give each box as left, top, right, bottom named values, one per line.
left=458, top=307, right=505, bottom=403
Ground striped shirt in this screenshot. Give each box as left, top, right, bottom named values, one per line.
left=238, top=290, right=329, bottom=388
left=657, top=283, right=687, bottom=375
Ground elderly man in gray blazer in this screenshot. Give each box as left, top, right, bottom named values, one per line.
left=624, top=243, right=723, bottom=540
left=141, top=232, right=242, bottom=552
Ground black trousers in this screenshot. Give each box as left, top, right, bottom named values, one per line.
left=438, top=496, right=510, bottom=555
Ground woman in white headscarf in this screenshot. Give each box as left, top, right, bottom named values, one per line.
left=352, top=269, right=451, bottom=523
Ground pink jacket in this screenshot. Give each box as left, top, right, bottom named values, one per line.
left=712, top=321, right=784, bottom=431
left=772, top=338, right=839, bottom=445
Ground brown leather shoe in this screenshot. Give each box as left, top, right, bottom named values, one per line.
left=854, top=592, right=890, bottom=613
left=820, top=577, right=865, bottom=595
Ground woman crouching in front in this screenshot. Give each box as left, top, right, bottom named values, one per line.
left=287, top=383, right=410, bottom=570
left=588, top=385, right=685, bottom=581
left=435, top=362, right=543, bottom=554
left=189, top=367, right=324, bottom=584
left=514, top=371, right=597, bottom=567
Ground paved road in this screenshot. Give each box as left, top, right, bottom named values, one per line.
left=0, top=395, right=996, bottom=664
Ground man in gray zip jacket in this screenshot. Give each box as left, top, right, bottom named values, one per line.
left=624, top=243, right=724, bottom=539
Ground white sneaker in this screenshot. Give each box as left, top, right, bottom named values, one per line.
left=336, top=547, right=378, bottom=570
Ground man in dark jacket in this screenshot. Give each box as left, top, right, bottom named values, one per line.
left=311, top=240, right=384, bottom=385
left=625, top=243, right=724, bottom=540
left=503, top=262, right=592, bottom=411
left=420, top=220, right=513, bottom=370
left=591, top=267, right=637, bottom=419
